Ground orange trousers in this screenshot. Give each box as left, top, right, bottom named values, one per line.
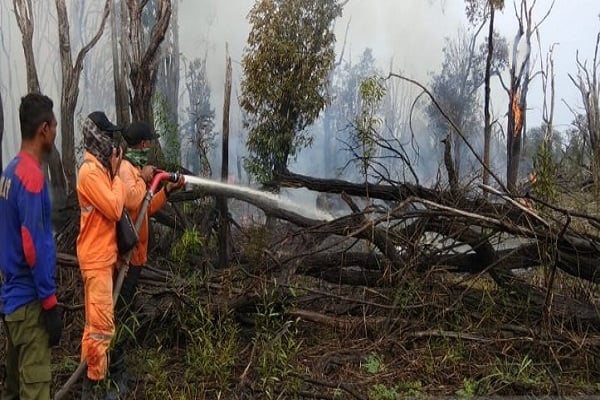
left=80, top=266, right=115, bottom=381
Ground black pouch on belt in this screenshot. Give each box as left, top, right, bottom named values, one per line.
left=116, top=209, right=139, bottom=255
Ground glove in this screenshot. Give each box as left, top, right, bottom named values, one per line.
left=41, top=305, right=63, bottom=347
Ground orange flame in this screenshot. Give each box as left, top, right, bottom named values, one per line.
left=511, top=89, right=523, bottom=138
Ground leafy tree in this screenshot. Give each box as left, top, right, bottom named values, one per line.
left=521, top=125, right=562, bottom=171
left=183, top=57, right=215, bottom=176
left=241, top=0, right=343, bottom=183
left=326, top=48, right=380, bottom=177
left=153, top=93, right=180, bottom=168
left=464, top=0, right=506, bottom=187
left=353, top=76, right=385, bottom=184
left=426, top=28, right=507, bottom=178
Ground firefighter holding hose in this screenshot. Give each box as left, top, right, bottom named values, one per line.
left=108, top=121, right=184, bottom=396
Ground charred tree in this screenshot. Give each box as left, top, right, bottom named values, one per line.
left=111, top=0, right=130, bottom=127
left=505, top=0, right=553, bottom=192
left=217, top=45, right=232, bottom=269
left=123, top=0, right=172, bottom=124
left=56, top=0, right=110, bottom=190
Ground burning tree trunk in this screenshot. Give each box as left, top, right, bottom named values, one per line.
left=123, top=0, right=172, bottom=124
left=505, top=0, right=553, bottom=192
left=56, top=0, right=110, bottom=190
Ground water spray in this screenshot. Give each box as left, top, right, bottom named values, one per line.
left=183, top=175, right=334, bottom=222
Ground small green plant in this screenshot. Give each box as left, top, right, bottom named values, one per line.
left=254, top=287, right=302, bottom=399
left=480, top=355, right=547, bottom=394
left=369, top=384, right=400, bottom=400
left=363, top=352, right=385, bottom=375
left=184, top=305, right=239, bottom=391
left=455, top=378, right=478, bottom=398
left=397, top=381, right=423, bottom=397
left=170, top=226, right=204, bottom=264
left=135, top=347, right=172, bottom=399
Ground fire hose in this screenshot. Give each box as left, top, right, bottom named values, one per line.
left=54, top=170, right=182, bottom=400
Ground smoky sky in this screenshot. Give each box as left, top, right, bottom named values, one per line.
left=1, top=0, right=599, bottom=173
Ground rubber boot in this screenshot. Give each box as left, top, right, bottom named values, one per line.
left=81, top=377, right=104, bottom=400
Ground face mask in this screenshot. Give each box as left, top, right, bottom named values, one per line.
left=125, top=147, right=151, bottom=166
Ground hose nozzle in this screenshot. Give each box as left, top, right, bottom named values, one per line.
left=150, top=170, right=182, bottom=193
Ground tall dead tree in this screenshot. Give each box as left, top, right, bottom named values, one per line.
left=218, top=45, right=232, bottom=269
left=111, top=0, right=130, bottom=127
left=569, top=32, right=600, bottom=191
left=504, top=0, right=553, bottom=192
left=14, top=0, right=68, bottom=210
left=123, top=0, right=172, bottom=123
left=13, top=0, right=40, bottom=93
left=155, top=0, right=179, bottom=136
left=56, top=0, right=110, bottom=190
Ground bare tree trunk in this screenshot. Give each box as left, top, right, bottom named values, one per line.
left=13, top=0, right=40, bottom=94
left=56, top=0, right=110, bottom=190
left=112, top=0, right=129, bottom=127
left=124, top=0, right=172, bottom=124
left=569, top=33, right=600, bottom=192
left=14, top=0, right=69, bottom=211
left=156, top=0, right=179, bottom=130
left=218, top=45, right=232, bottom=269
left=482, top=5, right=495, bottom=190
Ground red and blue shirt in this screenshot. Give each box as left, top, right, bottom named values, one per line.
left=0, top=151, right=57, bottom=315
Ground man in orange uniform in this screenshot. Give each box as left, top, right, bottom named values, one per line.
left=76, top=112, right=126, bottom=399
left=109, top=121, right=183, bottom=394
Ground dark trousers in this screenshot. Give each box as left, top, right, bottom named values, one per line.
left=2, top=301, right=51, bottom=400
left=109, top=264, right=143, bottom=374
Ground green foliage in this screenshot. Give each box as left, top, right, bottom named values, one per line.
left=254, top=287, right=302, bottom=399
left=426, top=29, right=508, bottom=176
left=363, top=352, right=385, bottom=375
left=533, top=139, right=558, bottom=203
left=170, top=227, right=204, bottom=264
left=368, top=384, right=400, bottom=400
left=153, top=93, right=180, bottom=169
left=183, top=57, right=215, bottom=176
left=465, top=0, right=505, bottom=24
left=135, top=348, right=172, bottom=399
left=241, top=0, right=343, bottom=182
left=240, top=224, right=270, bottom=265
left=354, top=76, right=385, bottom=180
left=368, top=381, right=423, bottom=400
left=183, top=305, right=239, bottom=391
left=455, top=378, right=478, bottom=398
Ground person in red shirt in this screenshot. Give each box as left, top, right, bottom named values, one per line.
left=0, top=93, right=62, bottom=400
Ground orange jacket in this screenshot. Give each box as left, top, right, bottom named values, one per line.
left=76, top=152, right=126, bottom=270
left=118, top=159, right=167, bottom=266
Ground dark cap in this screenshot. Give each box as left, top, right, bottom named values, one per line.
left=124, top=121, right=156, bottom=146
left=88, top=111, right=122, bottom=133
